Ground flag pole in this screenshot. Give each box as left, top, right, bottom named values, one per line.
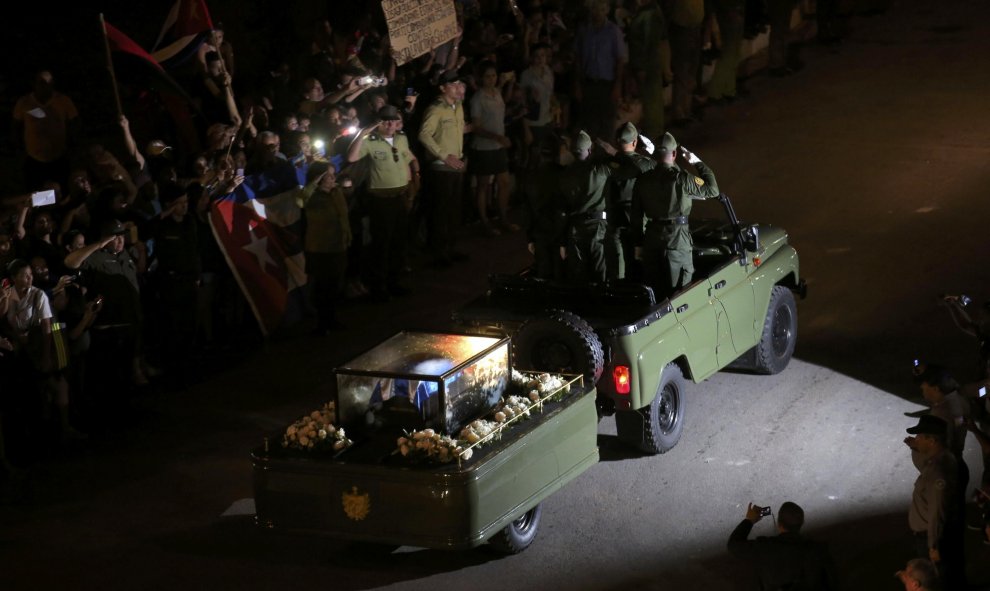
left=98, top=13, right=124, bottom=118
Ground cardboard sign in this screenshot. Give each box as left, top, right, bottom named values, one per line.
left=383, top=0, right=459, bottom=66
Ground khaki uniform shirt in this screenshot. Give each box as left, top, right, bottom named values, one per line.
left=358, top=132, right=414, bottom=190
left=418, top=98, right=465, bottom=167
left=909, top=448, right=958, bottom=550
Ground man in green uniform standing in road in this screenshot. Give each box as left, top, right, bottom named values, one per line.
left=631, top=132, right=719, bottom=294
left=605, top=122, right=656, bottom=281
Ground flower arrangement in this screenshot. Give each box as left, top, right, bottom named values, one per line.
left=511, top=370, right=571, bottom=402
left=396, top=428, right=473, bottom=463
left=282, top=402, right=352, bottom=452
left=459, top=419, right=499, bottom=443
left=492, top=395, right=534, bottom=423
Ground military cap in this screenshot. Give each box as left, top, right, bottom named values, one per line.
left=906, top=414, right=948, bottom=437
left=100, top=219, right=128, bottom=238
left=438, top=70, right=462, bottom=85
left=573, top=130, right=592, bottom=151
left=659, top=132, right=678, bottom=153
left=617, top=122, right=638, bottom=144
left=378, top=105, right=401, bottom=121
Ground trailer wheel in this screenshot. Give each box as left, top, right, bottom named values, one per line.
left=488, top=504, right=542, bottom=554
left=641, top=364, right=686, bottom=454
left=513, top=310, right=604, bottom=384
left=753, top=286, right=797, bottom=375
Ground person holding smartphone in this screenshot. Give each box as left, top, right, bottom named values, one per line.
left=727, top=501, right=838, bottom=589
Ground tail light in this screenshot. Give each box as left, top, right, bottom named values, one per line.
left=613, top=365, right=630, bottom=395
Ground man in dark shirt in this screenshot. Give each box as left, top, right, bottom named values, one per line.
left=146, top=182, right=200, bottom=373
left=727, top=501, right=838, bottom=590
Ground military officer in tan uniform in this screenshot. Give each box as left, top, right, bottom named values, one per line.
left=348, top=105, right=420, bottom=299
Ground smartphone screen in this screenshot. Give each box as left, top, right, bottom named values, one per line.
left=31, top=189, right=57, bottom=207
left=980, top=386, right=987, bottom=398
left=236, top=168, right=245, bottom=177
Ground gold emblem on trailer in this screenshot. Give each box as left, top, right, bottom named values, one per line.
left=342, top=486, right=371, bottom=521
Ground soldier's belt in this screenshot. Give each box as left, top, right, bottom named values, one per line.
left=653, top=216, right=688, bottom=225
left=569, top=211, right=607, bottom=221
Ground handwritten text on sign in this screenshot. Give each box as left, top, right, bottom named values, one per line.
left=383, top=0, right=458, bottom=66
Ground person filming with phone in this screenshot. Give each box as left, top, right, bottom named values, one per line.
left=727, top=501, right=838, bottom=590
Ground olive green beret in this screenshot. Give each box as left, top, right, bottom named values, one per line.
left=573, top=130, right=593, bottom=151
left=617, top=122, right=638, bottom=144
left=659, top=132, right=678, bottom=153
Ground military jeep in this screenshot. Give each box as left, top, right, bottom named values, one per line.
left=454, top=193, right=807, bottom=454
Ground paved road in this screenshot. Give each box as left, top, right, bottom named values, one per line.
left=4, top=0, right=990, bottom=589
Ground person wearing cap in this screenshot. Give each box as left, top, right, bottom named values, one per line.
left=64, top=218, right=146, bottom=386
left=418, top=70, right=469, bottom=266
left=554, top=130, right=625, bottom=283
left=605, top=122, right=656, bottom=280
left=904, top=414, right=964, bottom=589
left=631, top=132, right=719, bottom=294
left=347, top=105, right=419, bottom=300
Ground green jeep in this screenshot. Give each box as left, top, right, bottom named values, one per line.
left=455, top=193, right=807, bottom=454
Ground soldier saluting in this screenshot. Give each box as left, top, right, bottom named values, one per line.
left=605, top=122, right=656, bottom=281
left=554, top=130, right=619, bottom=283
left=631, top=132, right=719, bottom=294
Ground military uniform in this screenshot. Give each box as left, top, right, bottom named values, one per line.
left=631, top=134, right=718, bottom=293
left=418, top=90, right=466, bottom=262
left=357, top=129, right=415, bottom=294
left=907, top=415, right=966, bottom=590
left=606, top=124, right=656, bottom=281
left=555, top=132, right=627, bottom=283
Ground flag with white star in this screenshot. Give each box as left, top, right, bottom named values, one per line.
left=209, top=161, right=308, bottom=336
left=152, top=0, right=215, bottom=69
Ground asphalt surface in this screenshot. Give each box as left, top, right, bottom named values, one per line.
left=4, top=0, right=990, bottom=589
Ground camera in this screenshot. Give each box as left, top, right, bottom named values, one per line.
left=756, top=505, right=772, bottom=517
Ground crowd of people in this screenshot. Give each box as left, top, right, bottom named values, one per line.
left=1, top=0, right=832, bottom=461
left=14, top=0, right=987, bottom=588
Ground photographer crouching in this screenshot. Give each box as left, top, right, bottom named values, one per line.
left=727, top=501, right=838, bottom=590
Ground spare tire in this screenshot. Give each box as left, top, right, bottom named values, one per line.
left=512, top=310, right=604, bottom=384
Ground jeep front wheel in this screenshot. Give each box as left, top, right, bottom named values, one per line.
left=753, top=286, right=797, bottom=375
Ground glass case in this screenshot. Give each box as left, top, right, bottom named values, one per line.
left=334, top=332, right=511, bottom=434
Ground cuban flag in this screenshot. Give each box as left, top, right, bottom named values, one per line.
left=209, top=161, right=309, bottom=337
left=152, top=0, right=215, bottom=70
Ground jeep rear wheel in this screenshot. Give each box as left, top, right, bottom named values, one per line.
left=754, top=286, right=797, bottom=375
left=512, top=310, right=604, bottom=384
left=641, top=364, right=686, bottom=454
left=488, top=504, right=542, bottom=554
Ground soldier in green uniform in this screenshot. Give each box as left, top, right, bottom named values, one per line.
left=631, top=132, right=719, bottom=294
left=605, top=122, right=656, bottom=281
left=555, top=131, right=616, bottom=283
